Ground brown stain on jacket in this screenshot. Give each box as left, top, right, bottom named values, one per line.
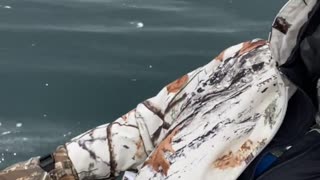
left=144, top=128, right=180, bottom=176
left=215, top=51, right=225, bottom=61
left=214, top=140, right=254, bottom=170
left=215, top=40, right=266, bottom=62
left=239, top=40, right=267, bottom=56
left=166, top=75, right=189, bottom=94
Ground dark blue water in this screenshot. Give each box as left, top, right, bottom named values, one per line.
left=0, top=0, right=287, bottom=168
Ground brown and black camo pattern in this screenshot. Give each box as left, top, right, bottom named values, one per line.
left=0, top=146, right=78, bottom=180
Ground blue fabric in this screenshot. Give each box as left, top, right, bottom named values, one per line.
left=254, top=153, right=277, bottom=178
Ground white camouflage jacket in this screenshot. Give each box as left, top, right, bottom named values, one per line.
left=0, top=0, right=318, bottom=180
left=68, top=38, right=287, bottom=180
left=65, top=0, right=319, bottom=179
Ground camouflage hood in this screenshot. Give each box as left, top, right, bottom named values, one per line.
left=269, top=0, right=318, bottom=66
left=270, top=0, right=320, bottom=107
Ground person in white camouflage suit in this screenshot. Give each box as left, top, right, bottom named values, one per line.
left=1, top=0, right=320, bottom=179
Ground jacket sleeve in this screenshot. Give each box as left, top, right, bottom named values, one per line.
left=64, top=39, right=268, bottom=180
left=65, top=73, right=199, bottom=179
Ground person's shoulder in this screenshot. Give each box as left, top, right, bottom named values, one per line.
left=214, top=39, right=269, bottom=62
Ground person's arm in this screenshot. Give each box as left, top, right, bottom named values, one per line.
left=0, top=39, right=268, bottom=180
left=0, top=60, right=201, bottom=180
left=64, top=75, right=191, bottom=179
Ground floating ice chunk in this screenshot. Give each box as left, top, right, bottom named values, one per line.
left=131, top=78, right=137, bottom=82
left=67, top=132, right=72, bottom=135
left=130, top=21, right=144, bottom=28
left=45, top=83, right=49, bottom=87
left=137, top=22, right=144, bottom=28
left=1, top=131, right=11, bottom=136
left=4, top=5, right=11, bottom=9
left=31, top=43, right=36, bottom=47
left=13, top=153, right=16, bottom=156
left=5, top=149, right=8, bottom=152
left=0, top=122, right=2, bottom=126
left=22, top=137, right=28, bottom=141
left=149, top=65, right=153, bottom=69
left=16, top=123, right=22, bottom=128
left=43, top=114, right=47, bottom=118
